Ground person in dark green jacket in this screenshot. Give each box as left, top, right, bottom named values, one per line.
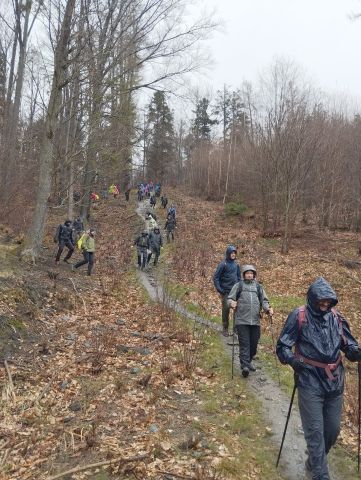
left=73, top=229, right=96, bottom=276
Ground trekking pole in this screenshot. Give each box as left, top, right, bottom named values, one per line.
left=276, top=380, right=297, bottom=468
left=231, top=310, right=235, bottom=379
left=269, top=313, right=281, bottom=386
left=357, top=361, right=361, bottom=472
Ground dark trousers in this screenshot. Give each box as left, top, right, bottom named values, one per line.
left=148, top=247, right=160, bottom=265
left=221, top=293, right=231, bottom=330
left=137, top=247, right=147, bottom=268
left=74, top=251, right=94, bottom=275
left=56, top=240, right=74, bottom=261
left=298, top=387, right=342, bottom=480
left=235, top=324, right=260, bottom=368
left=166, top=229, right=174, bottom=242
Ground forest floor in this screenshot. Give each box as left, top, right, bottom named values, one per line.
left=0, top=188, right=360, bottom=479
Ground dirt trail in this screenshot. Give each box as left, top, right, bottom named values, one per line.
left=136, top=199, right=342, bottom=480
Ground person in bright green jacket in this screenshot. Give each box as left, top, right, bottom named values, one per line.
left=73, top=229, right=96, bottom=275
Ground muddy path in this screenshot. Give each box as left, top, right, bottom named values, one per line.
left=135, top=200, right=342, bottom=480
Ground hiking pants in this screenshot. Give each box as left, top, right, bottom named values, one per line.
left=166, top=229, right=174, bottom=242
left=56, top=240, right=74, bottom=261
left=74, top=251, right=94, bottom=275
left=137, top=246, right=147, bottom=268
left=221, top=293, right=231, bottom=330
left=298, top=387, right=342, bottom=480
left=235, top=324, right=260, bottom=368
left=150, top=247, right=160, bottom=265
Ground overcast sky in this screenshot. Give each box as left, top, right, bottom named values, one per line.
left=195, top=0, right=361, bottom=98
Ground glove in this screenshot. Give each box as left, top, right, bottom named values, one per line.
left=346, top=348, right=361, bottom=362
left=289, top=358, right=308, bottom=374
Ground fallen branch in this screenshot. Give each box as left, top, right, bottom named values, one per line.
left=4, top=360, right=16, bottom=401
left=68, top=277, right=87, bottom=315
left=156, top=470, right=193, bottom=479
left=47, top=453, right=149, bottom=480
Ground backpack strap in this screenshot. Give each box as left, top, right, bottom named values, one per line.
left=297, top=305, right=346, bottom=345
left=297, top=305, right=307, bottom=331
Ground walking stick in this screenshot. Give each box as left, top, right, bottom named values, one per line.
left=269, top=313, right=281, bottom=386
left=276, top=380, right=297, bottom=468
left=357, top=361, right=361, bottom=472
left=231, top=310, right=235, bottom=379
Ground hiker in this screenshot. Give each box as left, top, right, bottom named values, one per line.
left=228, top=264, right=273, bottom=376
left=90, top=192, right=99, bottom=203
left=164, top=213, right=176, bottom=243
left=54, top=219, right=75, bottom=264
left=109, top=184, right=119, bottom=198
left=73, top=229, right=96, bottom=275
left=150, top=195, right=156, bottom=209
left=134, top=230, right=150, bottom=269
left=161, top=195, right=168, bottom=209
left=125, top=187, right=131, bottom=202
left=72, top=216, right=84, bottom=241
left=146, top=212, right=158, bottom=231
left=276, top=277, right=361, bottom=480
left=148, top=227, right=163, bottom=265
left=168, top=204, right=176, bottom=219
left=213, top=246, right=241, bottom=336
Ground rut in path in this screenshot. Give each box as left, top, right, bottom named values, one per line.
left=135, top=199, right=344, bottom=480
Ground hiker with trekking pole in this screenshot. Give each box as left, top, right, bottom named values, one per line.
left=228, top=264, right=273, bottom=377
left=276, top=277, right=361, bottom=480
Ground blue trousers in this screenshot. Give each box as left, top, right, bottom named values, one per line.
left=298, top=387, right=343, bottom=480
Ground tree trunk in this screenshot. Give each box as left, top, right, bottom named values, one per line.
left=22, top=0, right=76, bottom=261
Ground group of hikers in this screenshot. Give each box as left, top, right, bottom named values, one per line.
left=54, top=217, right=95, bottom=276
left=137, top=181, right=162, bottom=201
left=214, top=245, right=361, bottom=480
left=89, top=183, right=132, bottom=204
left=134, top=192, right=177, bottom=269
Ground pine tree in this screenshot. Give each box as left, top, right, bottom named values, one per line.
left=146, top=91, right=176, bottom=181
left=192, top=97, right=215, bottom=141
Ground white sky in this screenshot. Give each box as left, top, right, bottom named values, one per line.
left=196, top=0, right=361, bottom=98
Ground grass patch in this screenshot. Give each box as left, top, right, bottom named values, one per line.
left=269, top=295, right=304, bottom=315
left=196, top=328, right=286, bottom=479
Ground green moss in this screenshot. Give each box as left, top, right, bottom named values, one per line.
left=9, top=318, right=26, bottom=331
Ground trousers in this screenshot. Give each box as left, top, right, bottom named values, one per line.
left=235, top=324, right=260, bottom=368
left=298, top=387, right=342, bottom=480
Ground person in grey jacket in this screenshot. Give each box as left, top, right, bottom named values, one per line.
left=228, top=264, right=273, bottom=377
left=148, top=227, right=163, bottom=265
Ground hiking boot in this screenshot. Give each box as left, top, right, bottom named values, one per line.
left=241, top=367, right=249, bottom=378
left=249, top=361, right=257, bottom=372
left=222, top=329, right=229, bottom=337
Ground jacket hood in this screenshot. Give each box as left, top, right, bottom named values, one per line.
left=241, top=264, right=257, bottom=276
left=225, top=245, right=237, bottom=260
left=307, top=277, right=338, bottom=313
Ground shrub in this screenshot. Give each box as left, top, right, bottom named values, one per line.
left=224, top=200, right=247, bottom=215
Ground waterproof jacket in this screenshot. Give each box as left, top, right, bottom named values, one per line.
left=149, top=230, right=163, bottom=250
left=227, top=280, right=270, bottom=326
left=146, top=216, right=158, bottom=231
left=135, top=234, right=149, bottom=249
left=54, top=223, right=74, bottom=244
left=213, top=246, right=241, bottom=295
left=82, top=235, right=95, bottom=252
left=165, top=217, right=176, bottom=231
left=73, top=218, right=84, bottom=232
left=276, top=277, right=359, bottom=395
